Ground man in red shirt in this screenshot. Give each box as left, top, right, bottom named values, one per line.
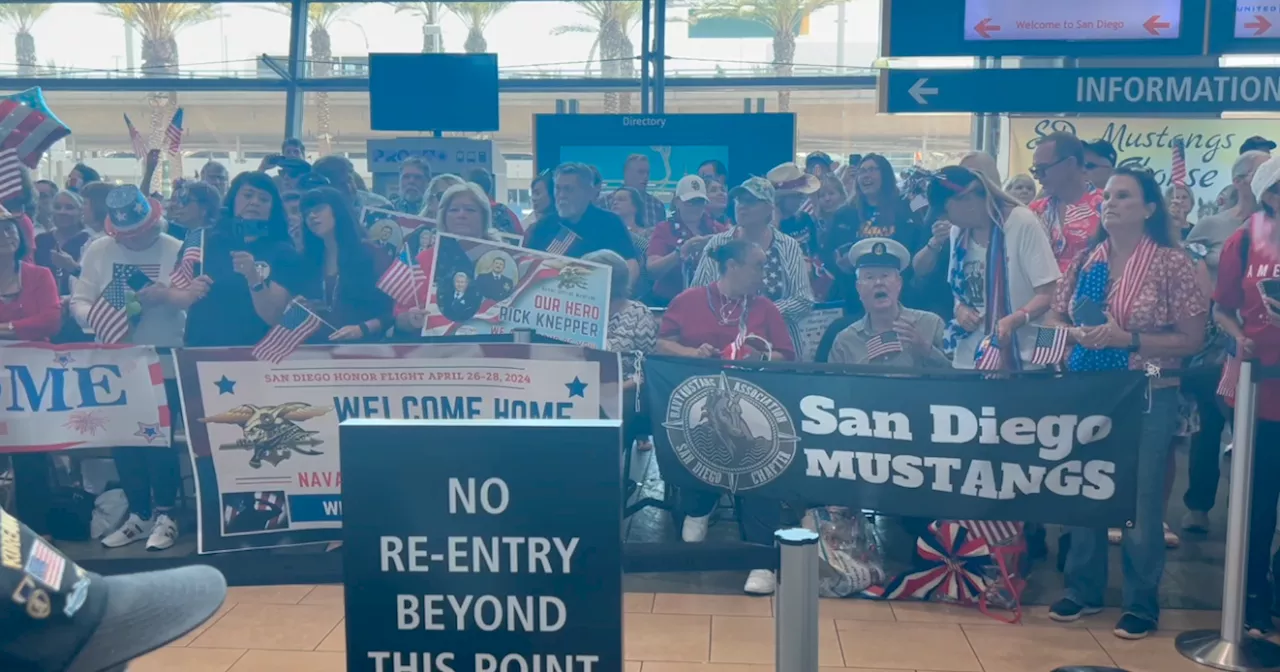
left=1029, top=131, right=1103, bottom=273
left=647, top=175, right=728, bottom=306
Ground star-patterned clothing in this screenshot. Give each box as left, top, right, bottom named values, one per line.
left=691, top=227, right=814, bottom=353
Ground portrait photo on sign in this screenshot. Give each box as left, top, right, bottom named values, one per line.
left=361, top=207, right=436, bottom=260
left=221, top=490, right=291, bottom=536
left=422, top=233, right=612, bottom=348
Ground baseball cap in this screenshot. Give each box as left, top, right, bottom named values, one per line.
left=1242, top=135, right=1277, bottom=154
left=1251, top=155, right=1280, bottom=203
left=0, top=509, right=227, bottom=672
left=674, top=175, right=708, bottom=203
left=1083, top=139, right=1117, bottom=167
left=729, top=176, right=775, bottom=205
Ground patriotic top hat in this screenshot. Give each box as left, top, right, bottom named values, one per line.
left=104, top=185, right=163, bottom=238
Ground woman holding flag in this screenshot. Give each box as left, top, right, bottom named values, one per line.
left=298, top=186, right=392, bottom=341
left=1045, top=166, right=1208, bottom=639
left=177, top=171, right=314, bottom=348
left=926, top=165, right=1060, bottom=371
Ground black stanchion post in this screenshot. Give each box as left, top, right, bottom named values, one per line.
left=1177, top=361, right=1280, bottom=671
left=775, top=528, right=820, bottom=672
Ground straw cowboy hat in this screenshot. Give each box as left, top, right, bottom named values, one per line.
left=766, top=162, right=820, bottom=196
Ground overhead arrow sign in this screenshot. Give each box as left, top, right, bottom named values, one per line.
left=881, top=67, right=1280, bottom=115
left=973, top=18, right=1001, bottom=39
left=908, top=78, right=938, bottom=105
left=1143, top=15, right=1171, bottom=35
left=1242, top=13, right=1275, bottom=38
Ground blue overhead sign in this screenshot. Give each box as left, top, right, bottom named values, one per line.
left=881, top=68, right=1280, bottom=115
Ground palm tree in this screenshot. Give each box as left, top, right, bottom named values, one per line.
left=443, top=2, right=508, bottom=54
left=393, top=2, right=446, bottom=53
left=100, top=2, right=219, bottom=190
left=691, top=0, right=841, bottom=111
left=0, top=4, right=52, bottom=76
left=272, top=2, right=357, bottom=154
left=552, top=2, right=641, bottom=113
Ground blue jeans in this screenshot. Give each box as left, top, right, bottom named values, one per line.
left=1062, top=386, right=1179, bottom=624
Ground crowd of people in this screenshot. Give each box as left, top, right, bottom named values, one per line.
left=4, top=129, right=1280, bottom=639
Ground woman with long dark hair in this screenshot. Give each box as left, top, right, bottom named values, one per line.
left=1046, top=166, right=1208, bottom=639
left=826, top=154, right=927, bottom=317
left=523, top=171, right=555, bottom=231
left=175, top=171, right=315, bottom=347
left=299, top=187, right=393, bottom=341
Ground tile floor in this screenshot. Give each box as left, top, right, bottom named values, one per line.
left=130, top=584, right=1230, bottom=672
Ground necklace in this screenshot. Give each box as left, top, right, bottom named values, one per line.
left=709, top=284, right=746, bottom=326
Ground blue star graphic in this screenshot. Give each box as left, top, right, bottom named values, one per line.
left=215, top=375, right=237, bottom=395
left=133, top=422, right=165, bottom=444
left=52, top=352, right=75, bottom=369
left=565, top=376, right=588, bottom=398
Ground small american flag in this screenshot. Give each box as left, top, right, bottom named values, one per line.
left=24, top=539, right=66, bottom=589
left=376, top=253, right=422, bottom=306
left=545, top=226, right=579, bottom=256
left=1029, top=326, right=1068, bottom=366
left=958, top=520, right=1023, bottom=546
left=123, top=113, right=147, bottom=158
left=164, top=108, right=184, bottom=156
left=865, top=331, right=904, bottom=360
left=87, top=263, right=139, bottom=344
left=252, top=300, right=324, bottom=364
left=170, top=228, right=204, bottom=289
left=974, top=335, right=1004, bottom=371
left=1171, top=137, right=1188, bottom=187
left=0, top=148, right=22, bottom=203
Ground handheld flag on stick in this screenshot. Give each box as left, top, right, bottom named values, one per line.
left=87, top=263, right=140, bottom=344
left=973, top=335, right=1004, bottom=371
left=1171, top=137, right=1188, bottom=188
left=376, top=251, right=423, bottom=307
left=865, top=331, right=904, bottom=360
left=1028, top=326, right=1068, bottom=366
left=252, top=300, right=326, bottom=365
left=164, top=108, right=184, bottom=156
left=170, top=228, right=205, bottom=289
left=124, top=113, right=148, bottom=159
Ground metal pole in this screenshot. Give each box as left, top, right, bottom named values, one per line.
left=640, top=0, right=652, bottom=114
left=652, top=0, right=667, bottom=114
left=775, top=528, right=819, bottom=672
left=1177, top=362, right=1280, bottom=671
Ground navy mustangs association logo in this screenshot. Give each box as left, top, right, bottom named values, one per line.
left=662, top=372, right=798, bottom=492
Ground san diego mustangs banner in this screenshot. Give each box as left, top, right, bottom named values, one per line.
left=0, top=342, right=170, bottom=453
left=176, top=343, right=622, bottom=554
left=644, top=357, right=1146, bottom=527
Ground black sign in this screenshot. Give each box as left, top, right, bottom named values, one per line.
left=339, top=419, right=624, bottom=672
left=644, top=357, right=1146, bottom=527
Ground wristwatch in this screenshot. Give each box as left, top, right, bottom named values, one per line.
left=1129, top=331, right=1141, bottom=352
left=250, top=280, right=268, bottom=293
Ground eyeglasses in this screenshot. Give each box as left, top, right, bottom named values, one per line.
left=1030, top=156, right=1070, bottom=177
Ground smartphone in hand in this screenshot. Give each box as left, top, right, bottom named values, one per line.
left=1260, top=278, right=1280, bottom=312
left=1074, top=298, right=1108, bottom=327
left=126, top=270, right=154, bottom=292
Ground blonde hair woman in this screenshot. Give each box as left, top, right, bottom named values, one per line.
left=926, top=165, right=1061, bottom=370
left=1164, top=182, right=1195, bottom=239
left=1004, top=174, right=1038, bottom=205
left=959, top=151, right=1001, bottom=186
left=419, top=174, right=466, bottom=221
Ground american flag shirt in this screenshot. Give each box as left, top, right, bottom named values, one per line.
left=71, top=235, right=184, bottom=347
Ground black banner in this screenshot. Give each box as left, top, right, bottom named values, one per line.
left=644, top=357, right=1147, bottom=527
left=339, top=420, right=624, bottom=672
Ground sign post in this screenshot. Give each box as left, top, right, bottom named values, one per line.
left=339, top=419, right=624, bottom=672
left=881, top=67, right=1280, bottom=115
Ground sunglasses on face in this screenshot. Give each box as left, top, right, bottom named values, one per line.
left=1030, top=156, right=1070, bottom=177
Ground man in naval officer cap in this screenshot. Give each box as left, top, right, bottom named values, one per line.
left=0, top=508, right=226, bottom=671
left=826, top=237, right=951, bottom=367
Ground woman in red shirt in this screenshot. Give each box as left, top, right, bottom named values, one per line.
left=656, top=239, right=794, bottom=596
left=1215, top=155, right=1280, bottom=637
left=0, top=211, right=61, bottom=341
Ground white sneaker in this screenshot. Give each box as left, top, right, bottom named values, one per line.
left=145, top=513, right=178, bottom=551
left=101, top=513, right=153, bottom=549
left=681, top=514, right=710, bottom=543
left=744, top=569, right=776, bottom=595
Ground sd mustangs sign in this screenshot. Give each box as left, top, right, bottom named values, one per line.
left=644, top=357, right=1146, bottom=527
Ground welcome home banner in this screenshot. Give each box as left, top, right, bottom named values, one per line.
left=0, top=342, right=170, bottom=453
left=176, top=343, right=622, bottom=554
left=644, top=356, right=1146, bottom=527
